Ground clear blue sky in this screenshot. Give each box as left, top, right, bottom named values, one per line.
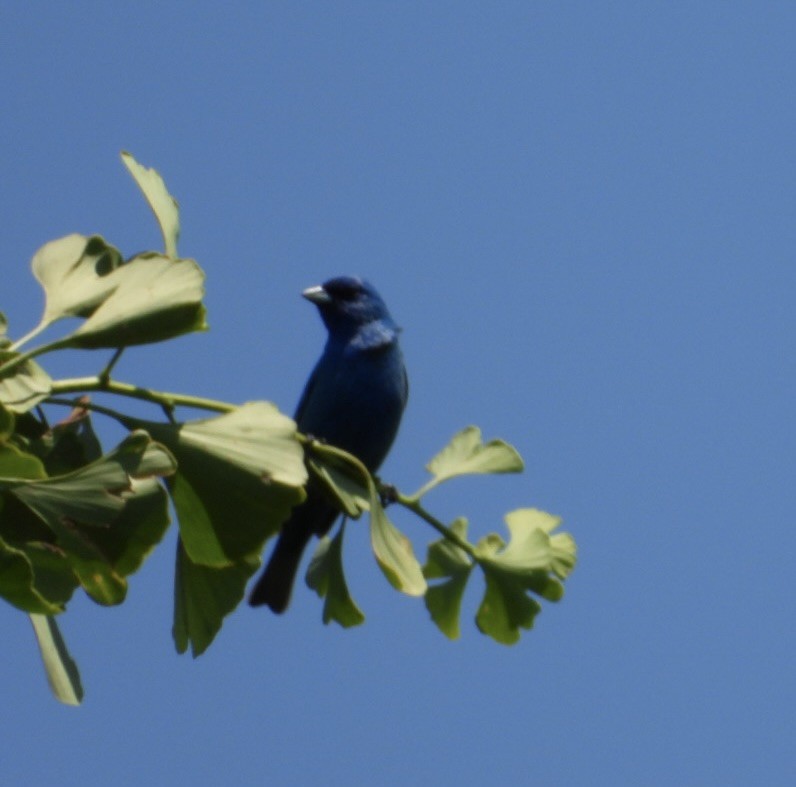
left=2, top=4, right=793, bottom=785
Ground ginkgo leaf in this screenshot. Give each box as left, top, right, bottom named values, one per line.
left=29, top=614, right=84, bottom=706
left=30, top=234, right=124, bottom=328
left=369, top=488, right=426, bottom=597
left=415, top=426, right=524, bottom=498
left=0, top=351, right=52, bottom=413
left=121, top=151, right=180, bottom=258
left=473, top=508, right=576, bottom=644
left=306, top=525, right=365, bottom=628
left=136, top=402, right=307, bottom=567
left=307, top=441, right=370, bottom=518
left=0, top=535, right=64, bottom=614
left=64, top=252, right=207, bottom=349
left=423, top=518, right=473, bottom=640
left=0, top=442, right=47, bottom=480
left=1, top=432, right=176, bottom=605
left=476, top=565, right=542, bottom=645
left=173, top=540, right=259, bottom=657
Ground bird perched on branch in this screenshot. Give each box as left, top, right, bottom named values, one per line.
left=249, top=276, right=408, bottom=613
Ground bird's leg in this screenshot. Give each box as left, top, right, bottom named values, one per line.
left=378, top=481, right=399, bottom=508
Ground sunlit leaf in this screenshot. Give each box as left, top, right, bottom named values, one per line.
left=478, top=509, right=576, bottom=581
left=502, top=509, right=577, bottom=580
left=416, top=426, right=524, bottom=497
left=121, top=151, right=180, bottom=258
left=64, top=252, right=207, bottom=349
left=369, top=488, right=426, bottom=597
left=473, top=508, right=576, bottom=644
left=30, top=234, right=124, bottom=328
left=137, top=402, right=307, bottom=567
left=29, top=614, right=84, bottom=706
left=173, top=539, right=259, bottom=657
left=0, top=350, right=52, bottom=413
left=306, top=525, right=365, bottom=628
left=423, top=518, right=473, bottom=640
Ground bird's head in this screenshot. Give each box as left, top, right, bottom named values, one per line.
left=303, top=276, right=398, bottom=341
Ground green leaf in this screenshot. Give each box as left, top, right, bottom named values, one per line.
left=63, top=252, right=207, bottom=349
left=2, top=432, right=176, bottom=605
left=478, top=509, right=576, bottom=581
left=0, top=350, right=52, bottom=413
left=138, top=402, right=307, bottom=567
left=0, top=442, right=47, bottom=480
left=0, top=493, right=79, bottom=610
left=32, top=403, right=103, bottom=477
left=173, top=539, right=259, bottom=657
left=0, top=403, right=14, bottom=439
left=30, top=234, right=124, bottom=329
left=0, top=534, right=64, bottom=614
left=416, top=426, right=524, bottom=497
left=422, top=518, right=473, bottom=640
left=502, top=509, right=577, bottom=580
left=369, top=488, right=427, bottom=597
left=29, top=614, right=84, bottom=706
left=121, top=151, right=180, bottom=258
left=306, top=525, right=365, bottom=628
left=476, top=564, right=542, bottom=645
left=307, top=441, right=370, bottom=518
left=473, top=508, right=577, bottom=644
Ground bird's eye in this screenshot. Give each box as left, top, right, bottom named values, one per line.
left=325, top=280, right=362, bottom=301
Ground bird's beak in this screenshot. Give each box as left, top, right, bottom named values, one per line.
left=302, top=285, right=332, bottom=304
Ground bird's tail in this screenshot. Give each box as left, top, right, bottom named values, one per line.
left=249, top=521, right=313, bottom=613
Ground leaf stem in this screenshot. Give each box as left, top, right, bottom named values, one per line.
left=98, top=348, right=125, bottom=384
left=0, top=337, right=70, bottom=378
left=8, top=320, right=50, bottom=352
left=393, top=492, right=477, bottom=559
left=48, top=376, right=234, bottom=414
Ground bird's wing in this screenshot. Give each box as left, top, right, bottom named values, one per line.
left=293, top=357, right=322, bottom=424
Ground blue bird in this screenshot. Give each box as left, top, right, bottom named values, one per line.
left=249, top=276, right=408, bottom=613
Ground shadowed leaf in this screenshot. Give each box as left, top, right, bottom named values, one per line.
left=0, top=534, right=64, bottom=614
left=1, top=432, right=175, bottom=605
left=307, top=441, right=370, bottom=518
left=173, top=540, right=259, bottom=657
left=137, top=402, right=307, bottom=567
left=0, top=351, right=52, bottom=413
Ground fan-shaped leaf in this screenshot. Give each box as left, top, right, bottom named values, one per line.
left=423, top=518, right=473, bottom=640
left=306, top=525, right=365, bottom=628
left=173, top=540, right=259, bottom=657
left=138, top=402, right=307, bottom=567
left=121, top=151, right=180, bottom=258
left=416, top=426, right=524, bottom=497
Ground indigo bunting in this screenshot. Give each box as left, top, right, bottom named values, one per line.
left=249, top=276, right=408, bottom=613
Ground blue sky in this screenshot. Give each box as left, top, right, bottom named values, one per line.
left=2, top=3, right=794, bottom=785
